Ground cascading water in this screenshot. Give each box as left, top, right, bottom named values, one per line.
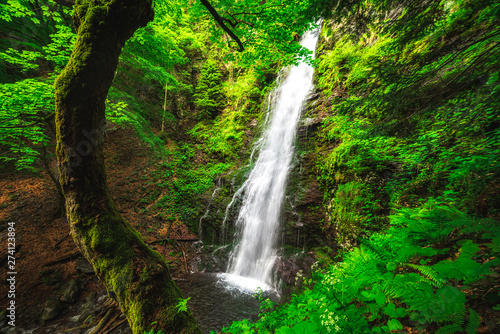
left=220, top=24, right=321, bottom=291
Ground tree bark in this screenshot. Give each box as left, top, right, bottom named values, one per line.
left=54, top=1, right=200, bottom=333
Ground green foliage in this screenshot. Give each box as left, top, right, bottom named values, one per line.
left=225, top=204, right=500, bottom=333
left=0, top=0, right=74, bottom=80
left=175, top=297, right=191, bottom=313
left=193, top=59, right=226, bottom=119
left=0, top=1, right=76, bottom=172
left=0, top=77, right=54, bottom=170
left=2, top=1, right=498, bottom=333
left=190, top=67, right=269, bottom=156
left=0, top=1, right=71, bottom=171
left=149, top=58, right=274, bottom=237
left=329, top=181, right=384, bottom=242
left=147, top=138, right=235, bottom=232
left=194, top=0, right=331, bottom=67
left=105, top=99, right=130, bottom=125
left=144, top=324, right=165, bottom=334
left=314, top=0, right=500, bottom=243
left=108, top=86, right=167, bottom=148
left=118, top=0, right=200, bottom=118
left=41, top=24, right=75, bottom=69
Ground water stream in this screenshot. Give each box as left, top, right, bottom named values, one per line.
left=177, top=24, right=321, bottom=333
left=177, top=273, right=279, bottom=333
left=223, top=24, right=321, bottom=289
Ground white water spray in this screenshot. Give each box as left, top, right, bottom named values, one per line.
left=222, top=24, right=321, bottom=291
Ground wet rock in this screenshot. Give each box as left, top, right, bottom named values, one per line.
left=97, top=294, right=107, bottom=304
left=60, top=279, right=80, bottom=303
left=298, top=117, right=323, bottom=143
left=274, top=253, right=316, bottom=290
left=194, top=244, right=231, bottom=273
left=76, top=257, right=95, bottom=275
left=307, top=92, right=321, bottom=102
left=41, top=296, right=63, bottom=322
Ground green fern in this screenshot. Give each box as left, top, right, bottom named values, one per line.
left=436, top=323, right=462, bottom=334
left=224, top=204, right=497, bottom=333
left=406, top=263, right=445, bottom=288
left=451, top=302, right=467, bottom=327
left=465, top=309, right=480, bottom=334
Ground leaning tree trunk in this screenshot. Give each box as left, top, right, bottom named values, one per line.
left=54, top=1, right=200, bottom=333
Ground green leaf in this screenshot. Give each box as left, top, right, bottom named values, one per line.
left=375, top=292, right=386, bottom=306
left=388, top=319, right=403, bottom=331
left=384, top=303, right=397, bottom=318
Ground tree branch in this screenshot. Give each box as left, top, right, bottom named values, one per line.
left=224, top=13, right=254, bottom=28
left=199, top=0, right=244, bottom=51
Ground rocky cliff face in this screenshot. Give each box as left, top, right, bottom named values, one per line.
left=280, top=90, right=330, bottom=252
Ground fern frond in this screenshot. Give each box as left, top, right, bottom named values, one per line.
left=451, top=302, right=466, bottom=327
left=465, top=309, right=480, bottom=334
left=406, top=263, right=445, bottom=288
left=382, top=277, right=407, bottom=299
left=360, top=242, right=391, bottom=265
left=435, top=323, right=462, bottom=334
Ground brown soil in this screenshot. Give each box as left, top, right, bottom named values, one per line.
left=0, top=127, right=198, bottom=332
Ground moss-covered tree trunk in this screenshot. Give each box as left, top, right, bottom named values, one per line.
left=54, top=1, right=200, bottom=333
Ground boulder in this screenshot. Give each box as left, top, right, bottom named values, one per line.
left=60, top=279, right=80, bottom=303
left=41, top=296, right=63, bottom=322
left=76, top=257, right=95, bottom=275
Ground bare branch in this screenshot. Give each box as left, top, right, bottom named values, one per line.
left=221, top=16, right=254, bottom=28
left=199, top=0, right=244, bottom=51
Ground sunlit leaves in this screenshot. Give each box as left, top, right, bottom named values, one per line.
left=192, top=0, right=326, bottom=67
left=42, top=25, right=76, bottom=69
left=193, top=60, right=225, bottom=119
left=0, top=0, right=74, bottom=79
left=0, top=78, right=54, bottom=170
left=0, top=48, right=42, bottom=72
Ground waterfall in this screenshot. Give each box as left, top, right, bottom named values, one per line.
left=221, top=24, right=321, bottom=290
